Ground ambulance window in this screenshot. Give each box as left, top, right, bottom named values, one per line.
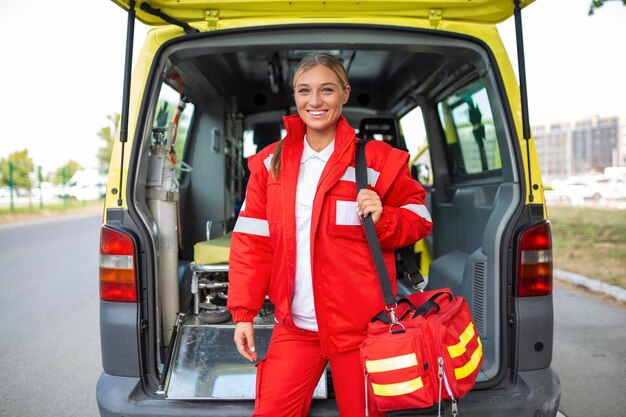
left=243, top=125, right=285, bottom=158
left=152, top=83, right=195, bottom=178
left=437, top=80, right=501, bottom=177
left=242, top=130, right=255, bottom=158
left=400, top=107, right=432, bottom=187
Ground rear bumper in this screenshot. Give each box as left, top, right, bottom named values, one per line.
left=456, top=367, right=561, bottom=416
left=96, top=373, right=336, bottom=416
left=97, top=367, right=560, bottom=417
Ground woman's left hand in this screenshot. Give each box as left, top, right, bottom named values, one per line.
left=357, top=189, right=382, bottom=225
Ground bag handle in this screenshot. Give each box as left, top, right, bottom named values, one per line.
left=355, top=138, right=396, bottom=307
left=411, top=292, right=454, bottom=319
left=374, top=292, right=452, bottom=323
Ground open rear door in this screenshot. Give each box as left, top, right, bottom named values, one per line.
left=112, top=0, right=536, bottom=25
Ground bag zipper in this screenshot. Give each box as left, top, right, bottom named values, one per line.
left=438, top=357, right=458, bottom=416
left=433, top=296, right=463, bottom=415
left=437, top=357, right=443, bottom=417
left=364, top=371, right=370, bottom=417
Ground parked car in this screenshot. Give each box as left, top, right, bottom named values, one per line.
left=551, top=172, right=626, bottom=203
left=551, top=177, right=601, bottom=202
left=32, top=182, right=64, bottom=201
left=97, top=1, right=560, bottom=416
left=66, top=169, right=107, bottom=201
left=595, top=170, right=626, bottom=200
left=0, top=186, right=11, bottom=199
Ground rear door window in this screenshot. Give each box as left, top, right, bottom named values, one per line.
left=437, top=80, right=501, bottom=178
left=400, top=106, right=432, bottom=187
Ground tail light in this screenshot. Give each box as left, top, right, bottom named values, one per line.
left=99, top=225, right=137, bottom=302
left=517, top=221, right=553, bottom=297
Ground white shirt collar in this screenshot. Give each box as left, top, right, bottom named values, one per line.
left=301, top=135, right=335, bottom=164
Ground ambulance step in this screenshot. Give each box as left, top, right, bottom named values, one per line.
left=162, top=321, right=328, bottom=400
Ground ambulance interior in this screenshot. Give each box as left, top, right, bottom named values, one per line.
left=133, top=27, right=518, bottom=400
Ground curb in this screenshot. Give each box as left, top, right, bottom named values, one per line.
left=554, top=269, right=626, bottom=303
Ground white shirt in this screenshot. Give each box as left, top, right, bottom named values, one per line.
left=291, top=137, right=334, bottom=332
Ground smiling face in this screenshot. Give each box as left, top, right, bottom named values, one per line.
left=294, top=64, right=351, bottom=142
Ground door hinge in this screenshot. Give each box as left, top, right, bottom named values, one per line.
left=205, top=10, right=219, bottom=29
left=140, top=319, right=148, bottom=333
left=508, top=313, right=517, bottom=327
left=428, top=8, right=442, bottom=28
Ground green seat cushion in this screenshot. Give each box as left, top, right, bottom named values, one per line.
left=193, top=232, right=232, bottom=265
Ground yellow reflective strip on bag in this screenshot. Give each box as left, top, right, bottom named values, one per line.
left=454, top=338, right=483, bottom=380
left=447, top=322, right=476, bottom=359
left=365, top=353, right=418, bottom=373
left=371, top=377, right=424, bottom=397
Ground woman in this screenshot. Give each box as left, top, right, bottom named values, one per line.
left=228, top=52, right=432, bottom=416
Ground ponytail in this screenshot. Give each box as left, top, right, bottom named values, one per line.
left=270, top=140, right=283, bottom=179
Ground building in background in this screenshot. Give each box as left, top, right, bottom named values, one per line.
left=534, top=115, right=623, bottom=182
left=572, top=116, right=619, bottom=174
left=533, top=122, right=572, bottom=180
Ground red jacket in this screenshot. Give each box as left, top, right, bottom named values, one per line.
left=228, top=114, right=432, bottom=354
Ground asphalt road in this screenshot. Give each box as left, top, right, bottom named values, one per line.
left=0, top=213, right=625, bottom=417
left=0, top=213, right=102, bottom=417
left=552, top=283, right=626, bottom=417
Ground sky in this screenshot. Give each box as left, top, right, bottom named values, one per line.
left=0, top=0, right=625, bottom=174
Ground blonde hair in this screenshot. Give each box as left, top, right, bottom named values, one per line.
left=292, top=52, right=349, bottom=90
left=271, top=52, right=349, bottom=177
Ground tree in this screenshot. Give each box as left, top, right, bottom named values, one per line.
left=589, top=0, right=626, bottom=15
left=53, top=160, right=83, bottom=185
left=97, top=114, right=120, bottom=171
left=0, top=149, right=34, bottom=191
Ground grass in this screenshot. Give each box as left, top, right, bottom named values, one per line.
left=548, top=205, right=626, bottom=289
left=0, top=200, right=103, bottom=224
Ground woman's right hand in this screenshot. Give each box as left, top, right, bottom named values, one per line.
left=234, top=321, right=257, bottom=362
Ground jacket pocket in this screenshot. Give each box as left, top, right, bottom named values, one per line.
left=328, top=193, right=365, bottom=240
left=360, top=325, right=438, bottom=411
left=254, top=358, right=268, bottom=411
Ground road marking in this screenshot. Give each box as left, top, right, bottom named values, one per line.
left=557, top=411, right=567, bottom=417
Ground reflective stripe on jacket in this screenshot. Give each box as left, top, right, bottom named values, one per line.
left=228, top=114, right=432, bottom=354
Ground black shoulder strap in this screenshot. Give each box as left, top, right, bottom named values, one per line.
left=355, top=139, right=396, bottom=306
left=399, top=245, right=426, bottom=290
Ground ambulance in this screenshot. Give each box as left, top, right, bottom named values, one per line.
left=97, top=1, right=560, bottom=415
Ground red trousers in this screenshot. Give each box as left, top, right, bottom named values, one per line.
left=253, top=323, right=385, bottom=417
